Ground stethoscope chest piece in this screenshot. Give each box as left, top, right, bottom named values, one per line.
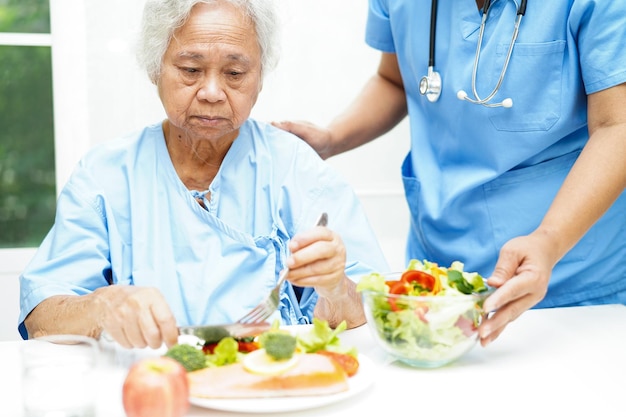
left=419, top=67, right=441, bottom=103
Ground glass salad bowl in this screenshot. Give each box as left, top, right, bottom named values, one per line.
left=358, top=260, right=493, bottom=369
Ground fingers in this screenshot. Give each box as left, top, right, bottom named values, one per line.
left=287, top=223, right=332, bottom=257
left=271, top=120, right=332, bottom=159
left=483, top=235, right=547, bottom=312
left=99, top=286, right=177, bottom=349
left=271, top=120, right=315, bottom=138
left=484, top=246, right=525, bottom=299
left=132, top=305, right=177, bottom=349
left=479, top=290, right=539, bottom=346
left=151, top=303, right=180, bottom=348
left=286, top=227, right=346, bottom=288
left=479, top=266, right=549, bottom=346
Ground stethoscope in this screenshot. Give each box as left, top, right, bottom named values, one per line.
left=419, top=0, right=527, bottom=108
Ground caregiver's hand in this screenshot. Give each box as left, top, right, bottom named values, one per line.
left=272, top=120, right=334, bottom=160
left=478, top=231, right=558, bottom=346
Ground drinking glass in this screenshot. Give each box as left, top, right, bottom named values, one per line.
left=21, top=334, right=100, bottom=417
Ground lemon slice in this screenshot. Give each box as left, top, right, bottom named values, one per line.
left=242, top=349, right=300, bottom=375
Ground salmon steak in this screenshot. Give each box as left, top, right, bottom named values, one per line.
left=188, top=353, right=349, bottom=399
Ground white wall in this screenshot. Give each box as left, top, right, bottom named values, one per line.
left=254, top=2, right=411, bottom=268
left=0, top=0, right=410, bottom=341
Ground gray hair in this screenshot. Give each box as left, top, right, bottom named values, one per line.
left=137, top=0, right=280, bottom=83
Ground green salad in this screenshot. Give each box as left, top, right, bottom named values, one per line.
left=165, top=318, right=357, bottom=371
left=357, top=259, right=492, bottom=368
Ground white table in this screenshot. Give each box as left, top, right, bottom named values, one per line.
left=2, top=304, right=625, bottom=417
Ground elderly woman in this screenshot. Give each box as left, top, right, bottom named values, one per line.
left=18, top=0, right=389, bottom=349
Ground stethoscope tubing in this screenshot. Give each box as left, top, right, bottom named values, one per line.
left=420, top=0, right=527, bottom=108
left=428, top=0, right=438, bottom=68
left=465, top=1, right=525, bottom=107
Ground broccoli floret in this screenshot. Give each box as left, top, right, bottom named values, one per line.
left=259, top=331, right=297, bottom=360
left=164, top=343, right=207, bottom=372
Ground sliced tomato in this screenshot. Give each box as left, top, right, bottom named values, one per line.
left=316, top=350, right=360, bottom=377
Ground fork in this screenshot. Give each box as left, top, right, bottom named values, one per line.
left=236, top=212, right=329, bottom=324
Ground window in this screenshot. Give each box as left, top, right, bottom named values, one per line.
left=0, top=0, right=135, bottom=275
left=0, top=0, right=56, bottom=249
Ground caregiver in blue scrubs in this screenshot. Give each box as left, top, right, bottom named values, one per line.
left=274, top=0, right=626, bottom=346
left=18, top=0, right=389, bottom=349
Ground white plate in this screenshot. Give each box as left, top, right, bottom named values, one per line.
left=189, top=353, right=376, bottom=413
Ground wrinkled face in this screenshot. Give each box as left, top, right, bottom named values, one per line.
left=157, top=2, right=262, bottom=141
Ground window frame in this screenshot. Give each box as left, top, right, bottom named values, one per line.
left=0, top=0, right=90, bottom=274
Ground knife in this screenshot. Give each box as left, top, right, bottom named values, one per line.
left=178, top=322, right=271, bottom=344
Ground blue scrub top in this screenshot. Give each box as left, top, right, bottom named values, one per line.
left=367, top=0, right=626, bottom=307
left=18, top=119, right=390, bottom=339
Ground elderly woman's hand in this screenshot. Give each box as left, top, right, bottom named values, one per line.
left=284, top=223, right=365, bottom=328
left=285, top=223, right=347, bottom=298
left=94, top=285, right=179, bottom=349
left=478, top=231, right=559, bottom=346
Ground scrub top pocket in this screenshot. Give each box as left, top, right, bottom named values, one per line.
left=483, top=150, right=595, bottom=263
left=488, top=40, right=566, bottom=132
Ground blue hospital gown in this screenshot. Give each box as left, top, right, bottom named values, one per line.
left=18, top=119, right=390, bottom=339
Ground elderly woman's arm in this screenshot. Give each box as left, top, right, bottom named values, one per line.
left=24, top=285, right=180, bottom=348
left=24, top=294, right=104, bottom=340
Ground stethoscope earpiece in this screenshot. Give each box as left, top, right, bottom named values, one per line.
left=457, top=90, right=514, bottom=108
left=501, top=98, right=513, bottom=108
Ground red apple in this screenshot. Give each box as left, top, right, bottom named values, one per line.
left=122, top=356, right=190, bottom=417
